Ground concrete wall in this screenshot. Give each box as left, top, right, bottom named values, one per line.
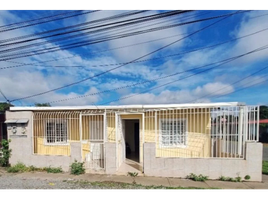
left=105, top=142, right=116, bottom=174
left=6, top=111, right=81, bottom=172
left=144, top=142, right=263, bottom=181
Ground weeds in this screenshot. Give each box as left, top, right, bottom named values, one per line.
left=244, top=175, right=251, bottom=180
left=7, top=162, right=63, bottom=173
left=186, top=173, right=208, bottom=182
left=219, top=176, right=242, bottom=182
left=70, top=160, right=85, bottom=175
left=7, top=162, right=28, bottom=173
left=43, top=166, right=63, bottom=173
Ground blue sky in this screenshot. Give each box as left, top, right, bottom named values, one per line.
left=0, top=10, right=268, bottom=106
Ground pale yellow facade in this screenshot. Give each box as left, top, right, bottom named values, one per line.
left=32, top=108, right=211, bottom=162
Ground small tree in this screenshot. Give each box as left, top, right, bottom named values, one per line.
left=0, top=139, right=12, bottom=167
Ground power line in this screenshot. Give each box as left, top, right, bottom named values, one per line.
left=98, top=44, right=268, bottom=105
left=0, top=11, right=247, bottom=61
left=212, top=77, right=268, bottom=101
left=1, top=21, right=267, bottom=71
left=0, top=10, right=100, bottom=33
left=0, top=10, right=83, bottom=29
left=190, top=65, right=268, bottom=103
left=35, top=44, right=268, bottom=105
left=0, top=10, right=149, bottom=44
left=0, top=89, right=9, bottom=103
left=0, top=11, right=192, bottom=59
left=11, top=11, right=243, bottom=104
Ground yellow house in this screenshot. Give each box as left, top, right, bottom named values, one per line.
left=5, top=102, right=262, bottom=180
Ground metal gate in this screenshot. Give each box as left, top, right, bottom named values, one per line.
left=81, top=113, right=106, bottom=170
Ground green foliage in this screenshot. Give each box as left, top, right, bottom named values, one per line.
left=0, top=139, right=12, bottom=167
left=70, top=160, right=85, bottom=175
left=263, top=161, right=268, bottom=175
left=219, top=176, right=242, bottom=182
left=244, top=175, right=251, bottom=180
left=7, top=162, right=28, bottom=173
left=7, top=162, right=64, bottom=173
left=34, top=103, right=51, bottom=107
left=43, top=166, right=63, bottom=173
left=127, top=172, right=138, bottom=177
left=186, top=173, right=208, bottom=182
left=260, top=106, right=268, bottom=119
left=0, top=102, right=13, bottom=112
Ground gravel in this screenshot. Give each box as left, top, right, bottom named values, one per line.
left=0, top=169, right=145, bottom=189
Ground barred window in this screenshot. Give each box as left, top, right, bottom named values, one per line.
left=160, top=119, right=187, bottom=147
left=45, top=119, right=67, bottom=144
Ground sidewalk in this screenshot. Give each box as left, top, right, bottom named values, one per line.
left=12, top=171, right=268, bottom=189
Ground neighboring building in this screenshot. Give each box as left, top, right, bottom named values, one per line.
left=0, top=113, right=7, bottom=146
left=5, top=102, right=263, bottom=181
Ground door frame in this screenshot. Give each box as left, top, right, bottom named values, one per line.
left=115, top=112, right=144, bottom=168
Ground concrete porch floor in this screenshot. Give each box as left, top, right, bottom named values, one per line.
left=116, top=159, right=143, bottom=176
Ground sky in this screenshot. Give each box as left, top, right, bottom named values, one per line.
left=0, top=8, right=268, bottom=106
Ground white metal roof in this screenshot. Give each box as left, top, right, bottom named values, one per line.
left=9, top=102, right=245, bottom=111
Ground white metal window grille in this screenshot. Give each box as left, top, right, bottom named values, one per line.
left=89, top=119, right=104, bottom=141
left=160, top=119, right=187, bottom=147
left=45, top=119, right=67, bottom=144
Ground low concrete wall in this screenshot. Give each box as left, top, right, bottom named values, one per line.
left=144, top=142, right=263, bottom=181
left=6, top=111, right=78, bottom=172
left=105, top=142, right=116, bottom=174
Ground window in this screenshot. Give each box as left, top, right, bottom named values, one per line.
left=160, top=119, right=187, bottom=147
left=45, top=119, right=67, bottom=144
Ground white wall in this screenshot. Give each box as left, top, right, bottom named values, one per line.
left=144, top=142, right=263, bottom=181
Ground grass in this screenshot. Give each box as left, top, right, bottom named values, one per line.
left=7, top=162, right=63, bottom=174
left=64, top=180, right=219, bottom=189
left=263, top=161, right=268, bottom=175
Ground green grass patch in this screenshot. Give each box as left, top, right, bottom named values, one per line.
left=43, top=166, right=63, bottom=173
left=7, top=162, right=62, bottom=173
left=263, top=161, right=268, bottom=175
left=7, top=162, right=28, bottom=173
left=186, top=173, right=208, bottom=182
left=65, top=180, right=219, bottom=189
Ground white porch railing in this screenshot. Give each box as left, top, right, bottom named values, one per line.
left=146, top=105, right=259, bottom=159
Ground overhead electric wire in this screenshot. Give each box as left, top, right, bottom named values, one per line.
left=98, top=44, right=268, bottom=105
left=190, top=65, right=268, bottom=102
left=0, top=89, right=9, bottom=103
left=40, top=50, right=268, bottom=105
left=0, top=11, right=248, bottom=62
left=0, top=11, right=192, bottom=58
left=210, top=77, right=268, bottom=101
left=0, top=10, right=100, bottom=33
left=1, top=22, right=267, bottom=71
left=9, top=11, right=242, bottom=103
left=0, top=10, right=150, bottom=44
left=0, top=10, right=186, bottom=48
left=0, top=10, right=84, bottom=29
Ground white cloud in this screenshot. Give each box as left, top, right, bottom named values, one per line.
left=230, top=11, right=268, bottom=64
left=115, top=81, right=234, bottom=105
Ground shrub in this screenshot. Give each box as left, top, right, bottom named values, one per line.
left=244, top=175, right=251, bottom=180
left=0, top=139, right=12, bottom=167
left=7, top=162, right=27, bottom=173
left=70, top=160, right=85, bottom=175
